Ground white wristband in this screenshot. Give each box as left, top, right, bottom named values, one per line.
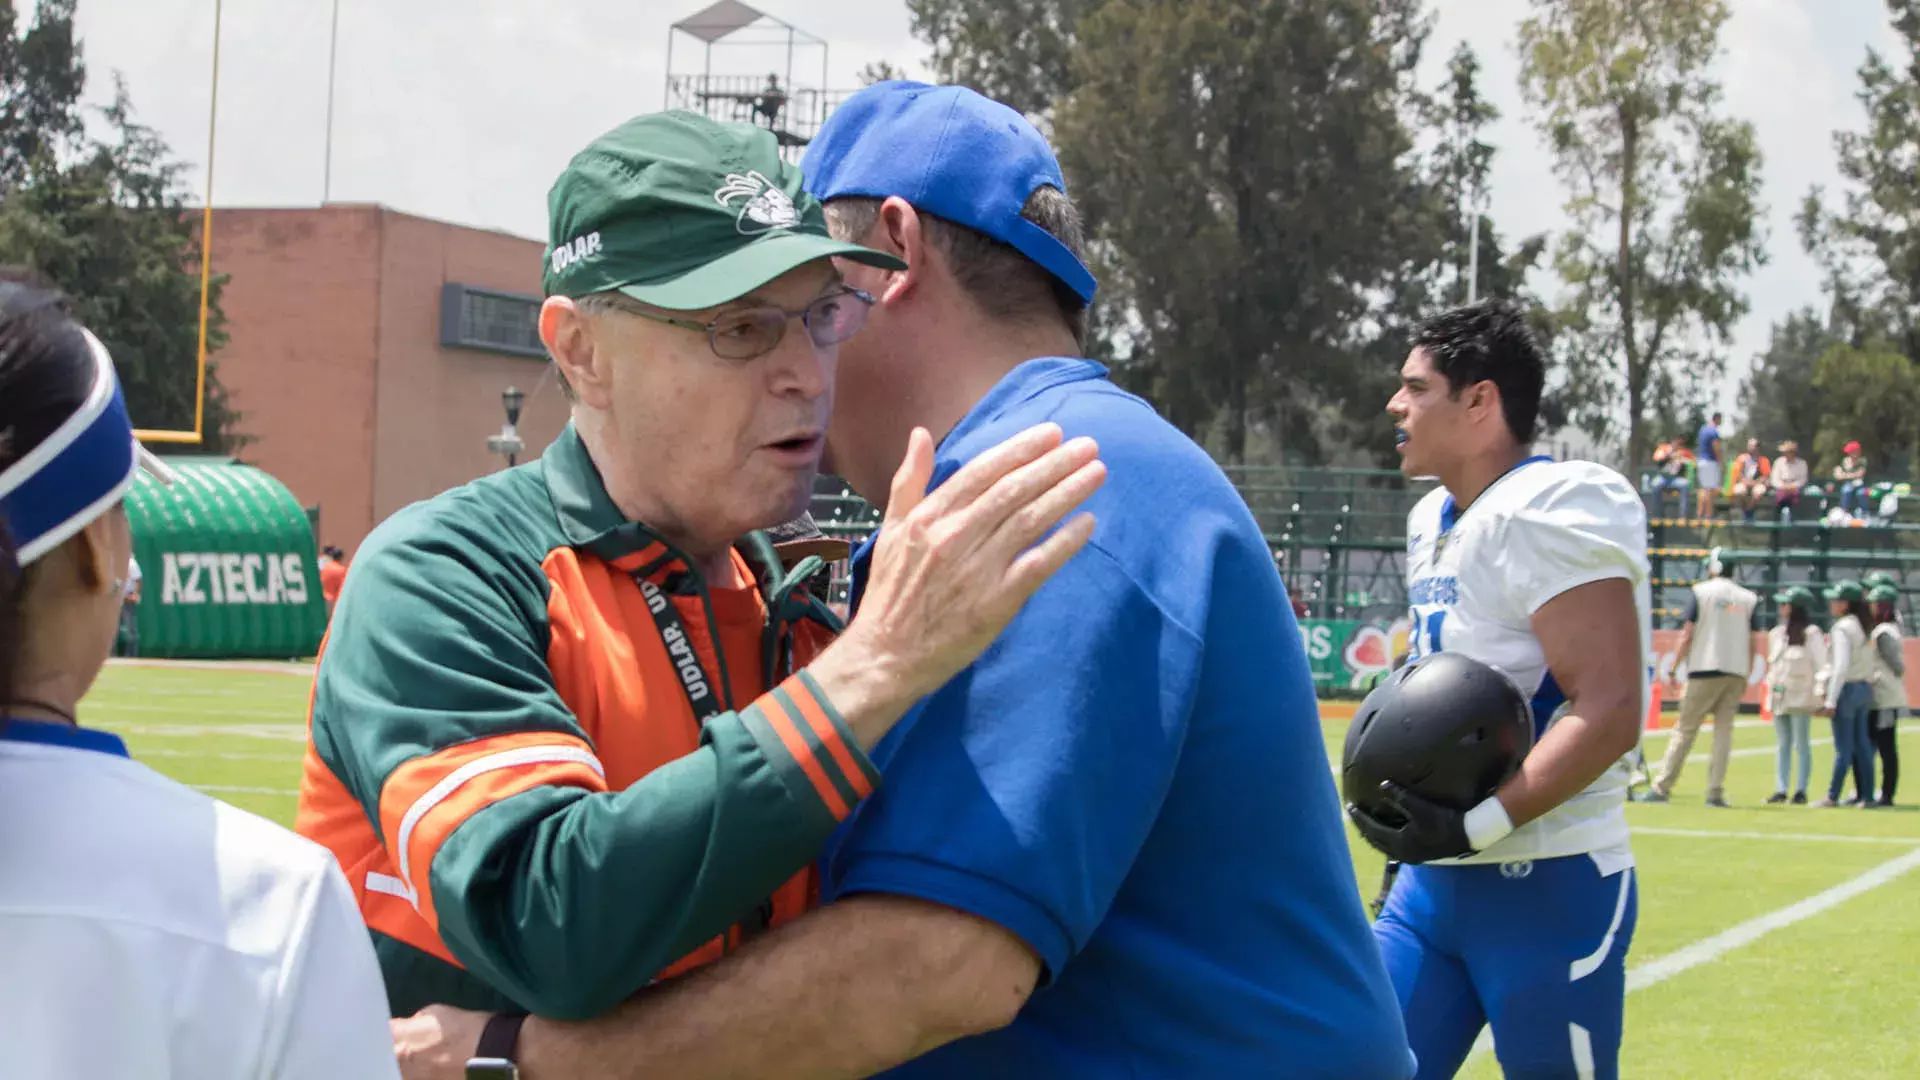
left=1464, top=796, right=1515, bottom=852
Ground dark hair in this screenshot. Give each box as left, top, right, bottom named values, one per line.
left=1410, top=299, right=1545, bottom=445
left=0, top=267, right=97, bottom=711
left=1784, top=604, right=1808, bottom=647
left=1869, top=599, right=1898, bottom=632
left=1843, top=598, right=1872, bottom=628
left=824, top=186, right=1091, bottom=350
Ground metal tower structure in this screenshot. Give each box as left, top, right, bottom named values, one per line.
left=665, top=1, right=852, bottom=161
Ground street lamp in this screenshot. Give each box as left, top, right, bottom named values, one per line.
left=487, top=385, right=526, bottom=467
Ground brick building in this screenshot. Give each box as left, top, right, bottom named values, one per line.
left=208, top=205, right=569, bottom=552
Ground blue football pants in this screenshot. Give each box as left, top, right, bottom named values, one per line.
left=1373, top=854, right=1637, bottom=1080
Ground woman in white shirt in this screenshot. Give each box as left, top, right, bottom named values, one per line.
left=1816, top=579, right=1876, bottom=808
left=1765, top=586, right=1825, bottom=804
left=1866, top=583, right=1904, bottom=807
left=0, top=271, right=400, bottom=1078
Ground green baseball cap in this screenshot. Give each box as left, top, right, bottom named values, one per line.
left=1868, top=583, right=1901, bottom=604
left=1823, top=579, right=1865, bottom=603
left=1863, top=571, right=1899, bottom=591
left=543, top=111, right=905, bottom=310
left=1773, top=585, right=1817, bottom=612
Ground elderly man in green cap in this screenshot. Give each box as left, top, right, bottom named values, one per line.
left=296, top=109, right=1106, bottom=1044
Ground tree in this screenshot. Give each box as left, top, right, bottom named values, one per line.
left=1518, top=0, right=1766, bottom=470
left=0, top=1, right=241, bottom=451
left=904, top=0, right=1096, bottom=119
left=1341, top=43, right=1552, bottom=462
left=1811, top=342, right=1920, bottom=478
left=856, top=60, right=908, bottom=87
left=1737, top=309, right=1838, bottom=457
left=1799, top=0, right=1920, bottom=364
left=0, top=0, right=84, bottom=189
left=1052, top=0, right=1434, bottom=463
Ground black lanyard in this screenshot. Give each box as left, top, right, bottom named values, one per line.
left=632, top=574, right=728, bottom=724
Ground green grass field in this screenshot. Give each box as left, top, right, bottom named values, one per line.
left=84, top=662, right=1920, bottom=1078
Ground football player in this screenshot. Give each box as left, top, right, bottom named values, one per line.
left=1349, top=299, right=1652, bottom=1079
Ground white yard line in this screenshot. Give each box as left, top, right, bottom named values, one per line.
left=136, top=747, right=304, bottom=762
left=1632, top=826, right=1919, bottom=845
left=1625, top=845, right=1920, bottom=991
left=1728, top=736, right=1830, bottom=758
left=1469, top=842, right=1920, bottom=1061
left=106, top=658, right=314, bottom=676
left=194, top=784, right=300, bottom=797
left=87, top=700, right=304, bottom=720
left=108, top=723, right=307, bottom=741
left=1641, top=719, right=1774, bottom=736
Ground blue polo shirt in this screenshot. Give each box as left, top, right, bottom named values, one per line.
left=829, top=358, right=1412, bottom=1078
left=1697, top=421, right=1720, bottom=462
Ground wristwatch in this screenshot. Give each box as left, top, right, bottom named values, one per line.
left=465, top=1012, right=528, bottom=1080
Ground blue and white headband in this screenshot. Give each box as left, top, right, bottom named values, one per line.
left=0, top=328, right=174, bottom=567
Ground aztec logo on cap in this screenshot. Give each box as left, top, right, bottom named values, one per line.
left=715, top=171, right=798, bottom=234
left=550, top=231, right=603, bottom=277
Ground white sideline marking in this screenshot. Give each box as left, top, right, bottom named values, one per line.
left=1467, top=844, right=1920, bottom=1061
left=110, top=723, right=307, bottom=741
left=195, top=784, right=299, bottom=797
left=1625, top=845, right=1920, bottom=991
left=1640, top=719, right=1773, bottom=736
left=1633, top=826, right=1919, bottom=845
left=136, top=747, right=304, bottom=762
left=1729, top=736, right=1830, bottom=758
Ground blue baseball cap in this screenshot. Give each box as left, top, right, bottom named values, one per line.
left=801, top=81, right=1096, bottom=305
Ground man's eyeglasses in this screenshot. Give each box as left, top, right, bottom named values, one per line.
left=610, top=287, right=876, bottom=361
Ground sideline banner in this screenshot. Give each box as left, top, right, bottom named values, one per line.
left=1304, top=620, right=1920, bottom=702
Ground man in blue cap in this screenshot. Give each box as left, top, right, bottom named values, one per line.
left=392, top=82, right=1411, bottom=1079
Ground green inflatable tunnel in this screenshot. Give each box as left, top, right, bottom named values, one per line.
left=125, top=461, right=327, bottom=660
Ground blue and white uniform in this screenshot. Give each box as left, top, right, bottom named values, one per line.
left=1378, top=456, right=1650, bottom=1079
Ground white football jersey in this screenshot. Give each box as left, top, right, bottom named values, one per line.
left=1403, top=457, right=1651, bottom=867
left=0, top=736, right=401, bottom=1079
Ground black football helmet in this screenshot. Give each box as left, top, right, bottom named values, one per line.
left=1341, top=651, right=1535, bottom=823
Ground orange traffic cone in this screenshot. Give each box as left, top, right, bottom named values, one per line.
left=1759, top=681, right=1773, bottom=724
left=1644, top=681, right=1666, bottom=731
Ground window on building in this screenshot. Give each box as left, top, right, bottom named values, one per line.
left=440, top=283, right=546, bottom=358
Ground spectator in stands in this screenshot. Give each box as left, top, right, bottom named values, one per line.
left=1724, top=438, right=1770, bottom=523
left=1649, top=435, right=1693, bottom=517
left=1765, top=586, right=1824, bottom=805
left=1867, top=583, right=1903, bottom=808
left=1646, top=547, right=1755, bottom=806
left=1833, top=441, right=1869, bottom=518
left=1817, top=580, right=1876, bottom=808
left=1771, top=441, right=1809, bottom=521
left=1695, top=412, right=1724, bottom=520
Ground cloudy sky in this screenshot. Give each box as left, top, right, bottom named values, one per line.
left=59, top=0, right=1904, bottom=415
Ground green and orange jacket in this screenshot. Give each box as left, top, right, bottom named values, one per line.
left=294, top=425, right=878, bottom=1020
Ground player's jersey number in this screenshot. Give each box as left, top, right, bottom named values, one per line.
left=1408, top=609, right=1446, bottom=660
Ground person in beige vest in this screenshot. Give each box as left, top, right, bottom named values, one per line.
left=1866, top=583, right=1904, bottom=807
left=1816, top=580, right=1876, bottom=807
left=1765, top=586, right=1826, bottom=804
left=1647, top=549, right=1757, bottom=805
